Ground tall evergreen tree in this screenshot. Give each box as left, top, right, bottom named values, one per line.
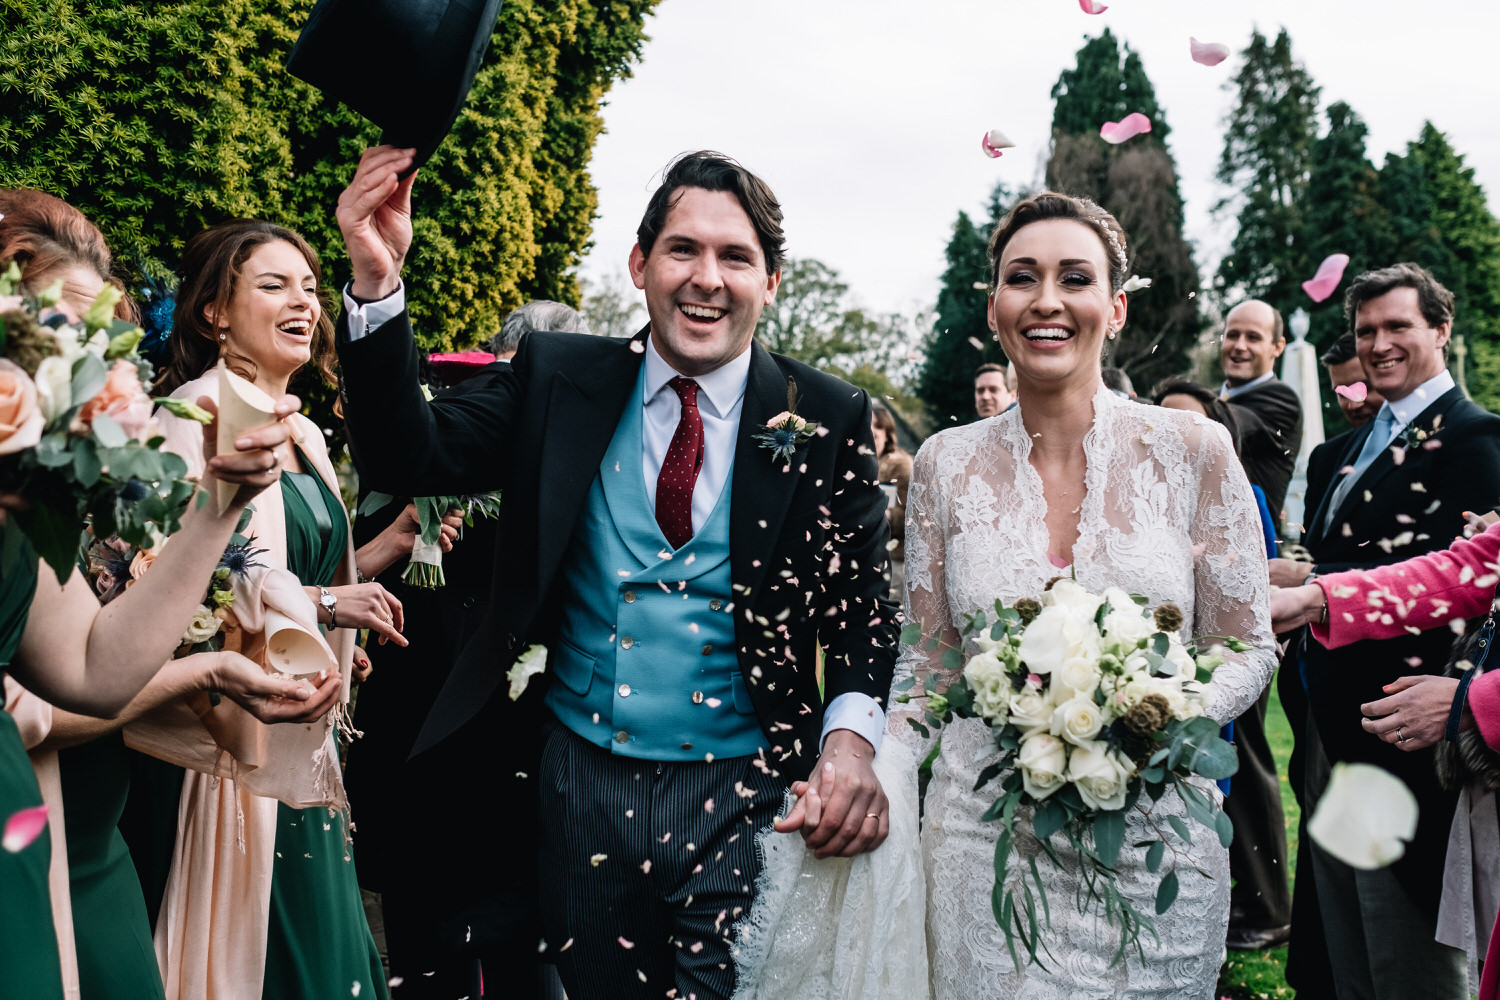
left=1380, top=124, right=1500, bottom=409
left=1046, top=30, right=1200, bottom=389
left=1301, top=101, right=1392, bottom=347
left=1214, top=28, right=1321, bottom=317
left=918, top=198, right=1007, bottom=428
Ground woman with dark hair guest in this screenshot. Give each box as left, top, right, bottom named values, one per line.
left=0, top=190, right=342, bottom=1000
left=870, top=401, right=911, bottom=603
left=138, top=218, right=434, bottom=1000
left=0, top=191, right=309, bottom=999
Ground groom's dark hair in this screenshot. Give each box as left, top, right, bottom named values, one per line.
left=635, top=151, right=786, bottom=274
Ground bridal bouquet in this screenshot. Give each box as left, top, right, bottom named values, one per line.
left=898, top=578, right=1243, bottom=967
left=0, top=263, right=203, bottom=581
left=357, top=490, right=503, bottom=588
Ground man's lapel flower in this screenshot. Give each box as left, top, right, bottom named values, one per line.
left=755, top=376, right=820, bottom=465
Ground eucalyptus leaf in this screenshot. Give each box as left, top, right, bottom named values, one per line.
left=1155, top=871, right=1179, bottom=914
left=1093, top=808, right=1124, bottom=868
left=899, top=621, right=923, bottom=645
left=1167, top=814, right=1192, bottom=845
left=1145, top=839, right=1165, bottom=873
left=1214, top=810, right=1235, bottom=848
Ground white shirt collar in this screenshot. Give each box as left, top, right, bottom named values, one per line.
left=1219, top=371, right=1275, bottom=399
left=642, top=333, right=751, bottom=420
left=1382, top=369, right=1456, bottom=429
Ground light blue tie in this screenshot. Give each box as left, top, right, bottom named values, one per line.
left=1322, top=406, right=1397, bottom=534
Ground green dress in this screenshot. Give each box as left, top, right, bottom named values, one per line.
left=58, top=732, right=167, bottom=998
left=260, top=465, right=388, bottom=1000
left=0, top=535, right=65, bottom=999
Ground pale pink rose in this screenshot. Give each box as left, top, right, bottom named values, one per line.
left=766, top=410, right=793, bottom=428
left=0, top=359, right=44, bottom=456
left=76, top=359, right=151, bottom=440
left=128, top=542, right=163, bottom=582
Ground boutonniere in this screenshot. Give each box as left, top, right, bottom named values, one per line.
left=1395, top=414, right=1443, bottom=454
left=754, top=376, right=821, bottom=465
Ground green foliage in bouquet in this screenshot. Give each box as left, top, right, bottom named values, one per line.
left=0, top=0, right=658, bottom=352
left=357, top=491, right=503, bottom=589
left=0, top=265, right=204, bottom=582
left=897, top=581, right=1249, bottom=968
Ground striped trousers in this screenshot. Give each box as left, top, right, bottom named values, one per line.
left=537, top=717, right=785, bottom=1000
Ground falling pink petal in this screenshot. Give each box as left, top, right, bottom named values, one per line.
left=1190, top=38, right=1230, bottom=66
left=981, top=128, right=1014, bottom=159
left=1335, top=382, right=1368, bottom=403
left=3, top=804, right=48, bottom=853
left=1303, top=253, right=1351, bottom=303
left=1100, top=113, right=1152, bottom=145
left=1078, top=0, right=1108, bottom=12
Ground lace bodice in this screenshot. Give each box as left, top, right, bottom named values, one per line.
left=893, top=386, right=1276, bottom=999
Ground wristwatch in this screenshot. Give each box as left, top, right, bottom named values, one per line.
left=319, top=587, right=338, bottom=628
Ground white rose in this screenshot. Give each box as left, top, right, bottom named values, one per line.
left=1041, top=579, right=1104, bottom=618
left=964, top=650, right=1012, bottom=722
left=1164, top=644, right=1197, bottom=678
left=1054, top=656, right=1103, bottom=699
left=507, top=643, right=549, bottom=701
left=180, top=605, right=222, bottom=645
left=1008, top=688, right=1053, bottom=736
left=1018, top=605, right=1102, bottom=675
left=1103, top=606, right=1155, bottom=648
left=1018, top=733, right=1069, bottom=800
left=1051, top=695, right=1105, bottom=745
left=1101, top=587, right=1137, bottom=612
left=1068, top=743, right=1135, bottom=811
left=33, top=355, right=72, bottom=423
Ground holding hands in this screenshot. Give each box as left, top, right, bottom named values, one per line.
left=775, top=729, right=890, bottom=859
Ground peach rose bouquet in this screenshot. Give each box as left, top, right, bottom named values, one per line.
left=0, top=261, right=203, bottom=581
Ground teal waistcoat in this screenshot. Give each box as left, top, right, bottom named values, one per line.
left=545, top=366, right=762, bottom=761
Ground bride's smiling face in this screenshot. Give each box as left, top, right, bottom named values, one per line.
left=989, top=219, right=1126, bottom=387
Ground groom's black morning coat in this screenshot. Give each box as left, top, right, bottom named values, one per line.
left=337, top=315, right=900, bottom=786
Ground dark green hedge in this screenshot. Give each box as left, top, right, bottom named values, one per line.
left=0, top=0, right=657, bottom=351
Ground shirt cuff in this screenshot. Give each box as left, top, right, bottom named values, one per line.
left=820, top=692, right=885, bottom=755
left=342, top=282, right=406, bottom=341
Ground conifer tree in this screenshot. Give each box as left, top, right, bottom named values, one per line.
left=1046, top=30, right=1200, bottom=389
left=1214, top=29, right=1321, bottom=317
left=917, top=202, right=1007, bottom=428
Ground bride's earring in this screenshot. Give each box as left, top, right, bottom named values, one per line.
left=218, top=332, right=226, bottom=342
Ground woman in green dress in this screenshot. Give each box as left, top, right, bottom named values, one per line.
left=1, top=188, right=346, bottom=1000
left=147, top=218, right=418, bottom=999
left=0, top=208, right=310, bottom=998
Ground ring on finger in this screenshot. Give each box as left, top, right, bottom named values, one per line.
left=1396, top=726, right=1408, bottom=743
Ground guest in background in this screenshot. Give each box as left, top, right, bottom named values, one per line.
left=1154, top=376, right=1291, bottom=951
left=1289, top=264, right=1500, bottom=999
left=1101, top=365, right=1135, bottom=399
left=870, top=401, right=910, bottom=605
left=1219, top=300, right=1303, bottom=523
left=973, top=361, right=1012, bottom=418
left=347, top=298, right=591, bottom=1000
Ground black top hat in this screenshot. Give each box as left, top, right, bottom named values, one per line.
left=288, top=0, right=504, bottom=171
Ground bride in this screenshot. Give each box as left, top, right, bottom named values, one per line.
left=734, top=193, right=1275, bottom=999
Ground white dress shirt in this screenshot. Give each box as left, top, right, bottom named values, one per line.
left=1218, top=370, right=1275, bottom=400
left=343, top=286, right=886, bottom=752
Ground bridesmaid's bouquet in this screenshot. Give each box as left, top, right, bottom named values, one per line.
left=898, top=578, right=1245, bottom=967
left=0, top=263, right=203, bottom=581
left=358, top=490, right=503, bottom=589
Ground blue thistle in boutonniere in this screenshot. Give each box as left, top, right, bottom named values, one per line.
left=755, top=376, right=820, bottom=465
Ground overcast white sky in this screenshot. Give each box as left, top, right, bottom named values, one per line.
left=577, top=0, right=1500, bottom=320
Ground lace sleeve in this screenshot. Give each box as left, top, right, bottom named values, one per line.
left=1188, top=422, right=1277, bottom=724
left=887, top=437, right=963, bottom=751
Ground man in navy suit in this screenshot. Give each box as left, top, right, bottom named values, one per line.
left=333, top=146, right=898, bottom=1000
left=1293, top=264, right=1500, bottom=999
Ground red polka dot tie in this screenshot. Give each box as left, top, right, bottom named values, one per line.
left=656, top=376, right=704, bottom=549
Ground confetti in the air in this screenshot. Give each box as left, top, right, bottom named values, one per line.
left=2, top=804, right=47, bottom=853
left=1335, top=382, right=1369, bottom=403
left=1303, top=253, right=1351, bottom=303
left=1122, top=275, right=1152, bottom=293
left=981, top=128, right=1015, bottom=158
left=1078, top=0, right=1108, bottom=13
left=1100, top=113, right=1152, bottom=145
left=1308, top=762, right=1418, bottom=868
left=1189, top=38, right=1230, bottom=66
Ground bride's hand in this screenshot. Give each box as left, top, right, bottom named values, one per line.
left=773, top=729, right=889, bottom=859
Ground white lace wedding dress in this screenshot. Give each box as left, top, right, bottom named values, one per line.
left=732, top=387, right=1275, bottom=1000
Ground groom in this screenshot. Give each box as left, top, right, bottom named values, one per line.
left=334, top=146, right=899, bottom=999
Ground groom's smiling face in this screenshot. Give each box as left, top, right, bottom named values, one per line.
left=629, top=186, right=781, bottom=377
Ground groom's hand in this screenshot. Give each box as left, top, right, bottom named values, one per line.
left=336, top=145, right=417, bottom=301
left=773, top=729, right=888, bottom=859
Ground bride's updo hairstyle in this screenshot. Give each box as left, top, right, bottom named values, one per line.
left=986, top=193, right=1129, bottom=294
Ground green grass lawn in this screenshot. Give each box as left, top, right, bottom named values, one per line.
left=1217, top=671, right=1297, bottom=999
